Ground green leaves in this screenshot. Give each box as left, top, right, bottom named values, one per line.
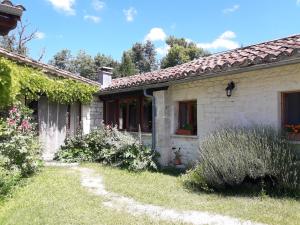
left=55, top=126, right=159, bottom=171
left=0, top=57, right=99, bottom=108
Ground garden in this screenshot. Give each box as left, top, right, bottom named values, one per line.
left=0, top=105, right=299, bottom=224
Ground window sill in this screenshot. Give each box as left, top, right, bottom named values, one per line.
left=171, top=134, right=198, bottom=139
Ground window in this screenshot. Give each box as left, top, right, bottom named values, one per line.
left=119, top=98, right=139, bottom=131
left=105, top=100, right=118, bottom=126
left=282, top=92, right=300, bottom=138
left=104, top=96, right=152, bottom=133
left=177, top=101, right=197, bottom=135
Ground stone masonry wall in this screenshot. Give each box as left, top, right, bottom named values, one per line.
left=158, top=63, right=300, bottom=166
left=90, top=97, right=103, bottom=130
left=81, top=96, right=103, bottom=134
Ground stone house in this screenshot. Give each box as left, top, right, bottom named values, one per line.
left=2, top=34, right=300, bottom=165
left=93, top=34, right=300, bottom=166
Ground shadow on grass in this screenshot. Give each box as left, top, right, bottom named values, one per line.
left=158, top=166, right=186, bottom=177
left=184, top=182, right=300, bottom=200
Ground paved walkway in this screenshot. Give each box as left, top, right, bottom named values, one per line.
left=47, top=162, right=267, bottom=225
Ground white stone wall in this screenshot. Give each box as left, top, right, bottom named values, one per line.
left=81, top=96, right=103, bottom=134
left=129, top=132, right=152, bottom=147
left=156, top=63, right=300, bottom=166
left=90, top=97, right=103, bottom=130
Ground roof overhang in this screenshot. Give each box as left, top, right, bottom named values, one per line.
left=98, top=56, right=300, bottom=96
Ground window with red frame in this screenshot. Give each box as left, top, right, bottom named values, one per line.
left=104, top=96, right=152, bottom=133
left=282, top=92, right=300, bottom=137
left=177, top=101, right=197, bottom=135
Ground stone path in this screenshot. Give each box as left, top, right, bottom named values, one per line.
left=47, top=162, right=267, bottom=225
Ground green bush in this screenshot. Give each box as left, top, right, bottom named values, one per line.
left=55, top=125, right=159, bottom=171
left=0, top=105, right=42, bottom=196
left=185, top=126, right=299, bottom=195
left=0, top=167, right=21, bottom=196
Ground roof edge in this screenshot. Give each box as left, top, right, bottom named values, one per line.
left=99, top=56, right=300, bottom=95
left=0, top=47, right=100, bottom=86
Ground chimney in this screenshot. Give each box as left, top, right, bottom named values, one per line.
left=98, top=67, right=113, bottom=88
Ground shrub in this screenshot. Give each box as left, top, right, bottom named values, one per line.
left=181, top=166, right=211, bottom=192
left=186, top=126, right=299, bottom=195
left=55, top=125, right=158, bottom=171
left=0, top=105, right=42, bottom=196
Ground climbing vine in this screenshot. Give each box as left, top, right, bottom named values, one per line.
left=0, top=57, right=99, bottom=108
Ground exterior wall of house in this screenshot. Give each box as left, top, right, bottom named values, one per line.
left=39, top=97, right=81, bottom=161
left=81, top=96, right=103, bottom=134
left=154, top=63, right=300, bottom=166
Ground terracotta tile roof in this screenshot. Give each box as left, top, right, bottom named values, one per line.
left=0, top=47, right=100, bottom=86
left=104, top=34, right=300, bottom=92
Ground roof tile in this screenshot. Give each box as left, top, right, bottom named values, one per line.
left=103, top=34, right=300, bottom=92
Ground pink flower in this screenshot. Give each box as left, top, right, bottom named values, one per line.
left=20, top=119, right=31, bottom=131
left=7, top=118, right=16, bottom=126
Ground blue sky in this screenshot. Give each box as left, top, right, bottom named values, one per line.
left=14, top=0, right=300, bottom=62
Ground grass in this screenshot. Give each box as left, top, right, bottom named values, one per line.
left=0, top=164, right=299, bottom=225
left=87, top=164, right=300, bottom=225
left=0, top=167, right=175, bottom=225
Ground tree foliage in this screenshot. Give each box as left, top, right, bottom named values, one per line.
left=116, top=52, right=137, bottom=77
left=161, top=36, right=209, bottom=69
left=130, top=41, right=157, bottom=73
left=49, top=50, right=120, bottom=80
left=0, top=57, right=99, bottom=108
left=48, top=49, right=74, bottom=72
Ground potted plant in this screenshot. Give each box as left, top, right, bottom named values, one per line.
left=176, top=124, right=193, bottom=135
left=285, top=124, right=300, bottom=140
left=173, top=147, right=182, bottom=165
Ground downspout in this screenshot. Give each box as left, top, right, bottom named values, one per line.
left=143, top=89, right=156, bottom=151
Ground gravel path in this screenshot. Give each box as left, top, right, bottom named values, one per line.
left=47, top=162, right=267, bottom=225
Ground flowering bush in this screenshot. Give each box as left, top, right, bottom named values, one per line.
left=55, top=125, right=159, bottom=171
left=0, top=105, right=42, bottom=196
left=184, top=126, right=299, bottom=196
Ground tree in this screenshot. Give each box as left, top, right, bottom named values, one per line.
left=130, top=40, right=157, bottom=73
left=161, top=36, right=209, bottom=69
left=73, top=50, right=95, bottom=79
left=0, top=21, right=37, bottom=56
left=49, top=49, right=74, bottom=72
left=117, top=52, right=137, bottom=77
left=94, top=53, right=120, bottom=78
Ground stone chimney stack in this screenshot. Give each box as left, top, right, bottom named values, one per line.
left=98, top=67, right=113, bottom=88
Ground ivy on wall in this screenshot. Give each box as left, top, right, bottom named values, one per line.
left=0, top=57, right=99, bottom=108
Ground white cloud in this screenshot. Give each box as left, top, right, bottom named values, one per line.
left=46, top=0, right=76, bottom=15
left=123, top=7, right=137, bottom=22
left=144, top=28, right=167, bottom=42
left=92, top=0, right=105, bottom=11
left=223, top=4, right=240, bottom=14
left=197, top=31, right=240, bottom=50
left=84, top=15, right=101, bottom=23
left=35, top=32, right=46, bottom=40
left=156, top=45, right=170, bottom=56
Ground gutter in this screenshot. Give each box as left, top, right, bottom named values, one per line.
left=98, top=56, right=300, bottom=95
left=143, top=89, right=156, bottom=151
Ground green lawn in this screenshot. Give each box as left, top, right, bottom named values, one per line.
left=0, top=164, right=299, bottom=225
left=0, top=167, right=175, bottom=225
left=87, top=164, right=300, bottom=225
